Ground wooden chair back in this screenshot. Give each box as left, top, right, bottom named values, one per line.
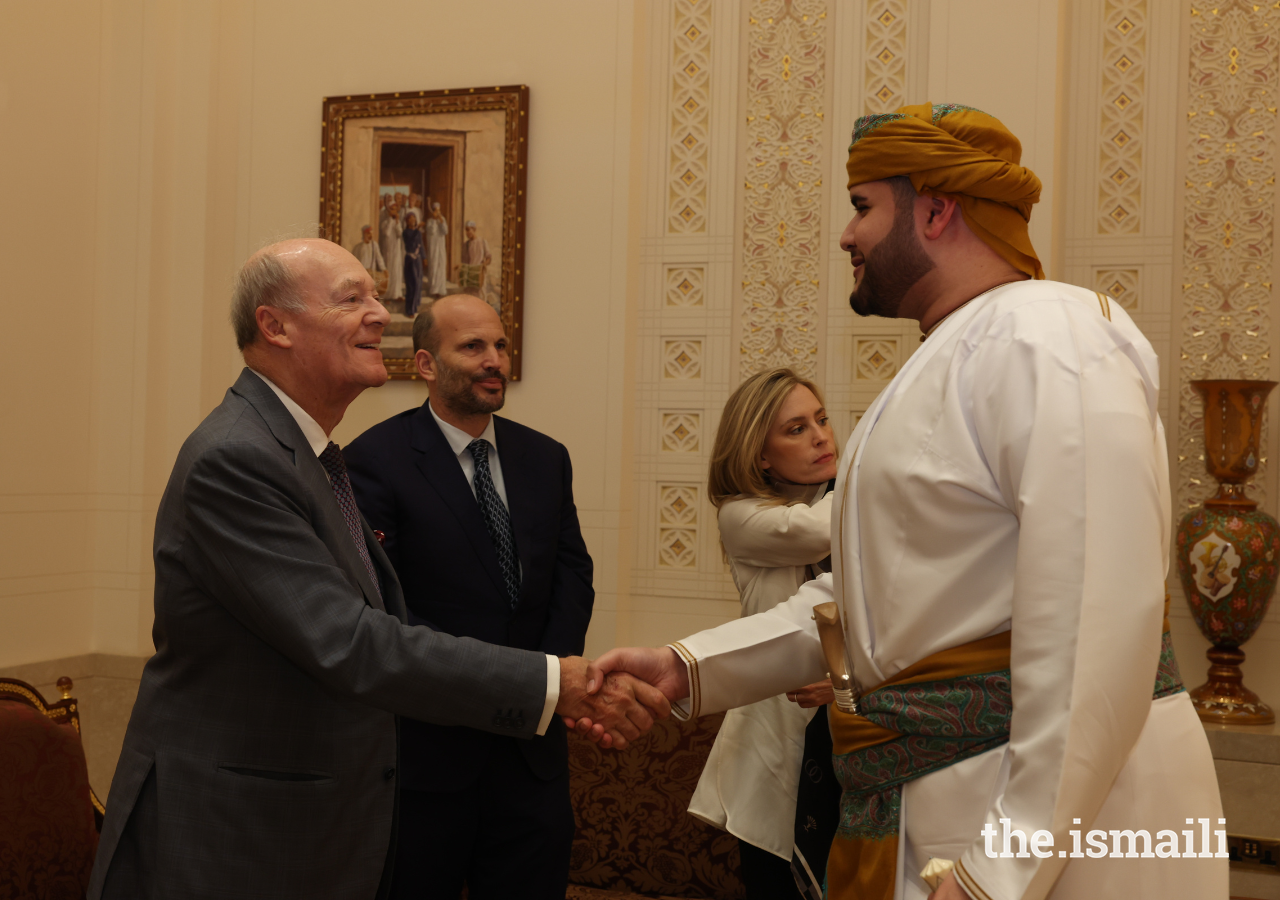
left=0, top=676, right=105, bottom=898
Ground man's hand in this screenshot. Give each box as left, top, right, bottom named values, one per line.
left=555, top=657, right=670, bottom=750
left=592, top=672, right=672, bottom=748
left=928, top=872, right=971, bottom=900
left=596, top=646, right=690, bottom=701
left=786, top=678, right=835, bottom=708
left=563, top=646, right=691, bottom=743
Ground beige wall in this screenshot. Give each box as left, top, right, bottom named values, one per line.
left=3, top=0, right=1280, bottom=796
left=0, top=0, right=644, bottom=671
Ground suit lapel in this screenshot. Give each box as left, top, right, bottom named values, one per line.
left=231, top=369, right=387, bottom=613
left=493, top=417, right=534, bottom=606
left=408, top=404, right=510, bottom=600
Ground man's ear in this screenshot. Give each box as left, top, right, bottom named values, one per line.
left=255, top=306, right=292, bottom=350
left=414, top=348, right=435, bottom=382
left=922, top=195, right=960, bottom=241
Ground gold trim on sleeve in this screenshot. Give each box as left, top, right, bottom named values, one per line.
left=954, top=857, right=995, bottom=900
left=668, top=641, right=700, bottom=720
left=1094, top=290, right=1112, bottom=321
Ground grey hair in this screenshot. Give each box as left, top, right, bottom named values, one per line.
left=229, top=249, right=307, bottom=350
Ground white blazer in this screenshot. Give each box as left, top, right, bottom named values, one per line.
left=687, top=482, right=833, bottom=859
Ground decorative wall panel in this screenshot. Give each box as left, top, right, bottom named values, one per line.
left=1097, top=0, right=1147, bottom=234
left=1176, top=1, right=1278, bottom=511
left=669, top=0, right=713, bottom=233
left=629, top=0, right=741, bottom=646
left=1093, top=267, right=1141, bottom=310
left=666, top=266, right=707, bottom=306
left=863, top=1, right=907, bottom=113
left=854, top=338, right=899, bottom=380
left=658, top=485, right=700, bottom=567
left=740, top=0, right=828, bottom=380
left=661, top=412, right=702, bottom=453
left=663, top=339, right=704, bottom=379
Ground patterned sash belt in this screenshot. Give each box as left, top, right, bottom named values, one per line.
left=826, top=602, right=1185, bottom=900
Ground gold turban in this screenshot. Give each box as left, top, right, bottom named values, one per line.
left=845, top=102, right=1044, bottom=279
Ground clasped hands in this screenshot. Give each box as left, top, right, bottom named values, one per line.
left=555, top=647, right=694, bottom=748
left=553, top=654, right=674, bottom=750
left=558, top=647, right=831, bottom=749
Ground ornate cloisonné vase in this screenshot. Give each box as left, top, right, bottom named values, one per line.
left=1176, top=379, right=1279, bottom=725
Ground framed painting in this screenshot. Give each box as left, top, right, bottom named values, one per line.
left=320, top=85, right=529, bottom=380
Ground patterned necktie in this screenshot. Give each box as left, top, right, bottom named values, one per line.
left=318, top=442, right=382, bottom=605
left=467, top=439, right=520, bottom=608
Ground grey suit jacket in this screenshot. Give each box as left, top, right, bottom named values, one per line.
left=88, top=369, right=547, bottom=899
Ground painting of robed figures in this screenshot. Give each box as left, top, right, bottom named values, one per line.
left=320, top=86, right=529, bottom=379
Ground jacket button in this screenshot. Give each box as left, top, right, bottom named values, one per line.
left=384, top=767, right=396, bottom=780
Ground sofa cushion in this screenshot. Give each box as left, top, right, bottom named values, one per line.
left=568, top=713, right=744, bottom=900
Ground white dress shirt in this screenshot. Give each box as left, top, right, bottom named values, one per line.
left=250, top=368, right=329, bottom=457
left=428, top=400, right=559, bottom=734
left=428, top=402, right=510, bottom=506
left=247, top=370, right=558, bottom=735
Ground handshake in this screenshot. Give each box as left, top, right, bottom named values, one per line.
left=554, top=647, right=835, bottom=749
left=553, top=647, right=688, bottom=749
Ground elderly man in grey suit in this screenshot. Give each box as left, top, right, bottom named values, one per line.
left=88, top=238, right=665, bottom=899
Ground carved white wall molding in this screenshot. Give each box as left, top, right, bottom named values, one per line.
left=1093, top=266, right=1141, bottom=310
left=740, top=0, right=829, bottom=380
left=668, top=0, right=713, bottom=233
left=1176, top=0, right=1278, bottom=511
left=658, top=484, right=700, bottom=567
left=666, top=265, right=706, bottom=306
left=863, top=1, right=907, bottom=114
left=660, top=412, right=702, bottom=452
left=1097, top=0, right=1147, bottom=235
left=854, top=337, right=899, bottom=380
left=663, top=338, right=704, bottom=379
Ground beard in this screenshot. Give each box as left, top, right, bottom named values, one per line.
left=848, top=204, right=936, bottom=319
left=434, top=357, right=507, bottom=416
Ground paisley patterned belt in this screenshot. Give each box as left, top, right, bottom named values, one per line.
left=825, top=608, right=1184, bottom=900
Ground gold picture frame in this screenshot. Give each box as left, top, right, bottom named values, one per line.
left=320, top=85, right=529, bottom=380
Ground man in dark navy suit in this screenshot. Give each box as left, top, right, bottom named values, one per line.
left=344, top=293, right=595, bottom=899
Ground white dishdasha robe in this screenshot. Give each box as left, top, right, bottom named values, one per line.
left=665, top=281, right=1226, bottom=900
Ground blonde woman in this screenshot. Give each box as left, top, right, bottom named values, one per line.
left=689, top=368, right=841, bottom=900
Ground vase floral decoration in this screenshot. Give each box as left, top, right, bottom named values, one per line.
left=1176, top=379, right=1279, bottom=725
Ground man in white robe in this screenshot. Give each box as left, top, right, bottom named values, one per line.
left=379, top=199, right=404, bottom=300
left=586, top=103, right=1225, bottom=900
left=425, top=202, right=449, bottom=297
left=461, top=220, right=501, bottom=315
left=351, top=225, right=386, bottom=273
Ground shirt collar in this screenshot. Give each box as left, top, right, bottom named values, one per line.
left=248, top=369, right=330, bottom=457
left=428, top=401, right=497, bottom=457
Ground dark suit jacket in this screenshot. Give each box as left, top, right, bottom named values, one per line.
left=88, top=370, right=547, bottom=900
left=344, top=402, right=594, bottom=791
